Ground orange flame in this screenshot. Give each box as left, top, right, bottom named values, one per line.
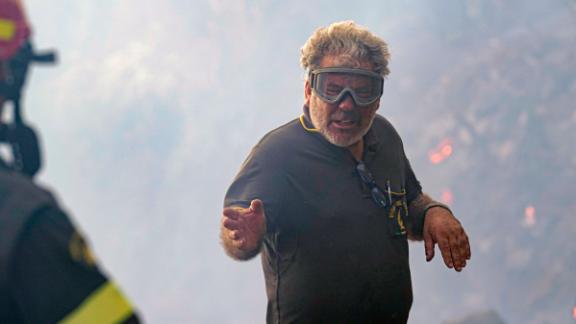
left=572, top=305, right=576, bottom=320
left=428, top=139, right=453, bottom=165
left=441, top=189, right=454, bottom=205
left=524, top=205, right=536, bottom=227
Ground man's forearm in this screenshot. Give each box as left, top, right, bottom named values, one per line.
left=407, top=192, right=452, bottom=240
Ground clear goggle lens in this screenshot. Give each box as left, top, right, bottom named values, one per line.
left=310, top=67, right=384, bottom=106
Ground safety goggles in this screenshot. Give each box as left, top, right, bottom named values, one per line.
left=309, top=67, right=384, bottom=106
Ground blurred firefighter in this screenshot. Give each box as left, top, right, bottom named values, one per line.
left=0, top=157, right=141, bottom=323
left=0, top=1, right=141, bottom=323
left=1, top=0, right=51, bottom=177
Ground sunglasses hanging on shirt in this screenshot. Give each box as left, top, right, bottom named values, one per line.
left=356, top=161, right=407, bottom=236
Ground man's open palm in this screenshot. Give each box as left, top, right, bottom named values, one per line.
left=221, top=199, right=266, bottom=252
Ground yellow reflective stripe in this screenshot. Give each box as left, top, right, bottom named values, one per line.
left=0, top=18, right=16, bottom=41
left=59, top=282, right=133, bottom=324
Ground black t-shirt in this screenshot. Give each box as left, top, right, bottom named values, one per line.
left=225, top=113, right=423, bottom=324
left=1, top=207, right=139, bottom=324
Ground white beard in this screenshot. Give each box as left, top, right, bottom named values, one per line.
left=308, top=99, right=375, bottom=148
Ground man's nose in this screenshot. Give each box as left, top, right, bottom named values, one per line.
left=337, top=92, right=356, bottom=110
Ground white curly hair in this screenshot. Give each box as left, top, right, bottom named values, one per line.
left=300, top=21, right=391, bottom=79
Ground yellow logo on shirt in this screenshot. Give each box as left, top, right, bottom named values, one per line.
left=69, top=232, right=97, bottom=267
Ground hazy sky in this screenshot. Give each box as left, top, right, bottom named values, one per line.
left=17, top=1, right=576, bottom=323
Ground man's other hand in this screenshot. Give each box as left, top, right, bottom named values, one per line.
left=221, top=199, right=266, bottom=260
left=423, top=207, right=471, bottom=272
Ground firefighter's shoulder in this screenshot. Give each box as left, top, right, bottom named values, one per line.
left=0, top=165, right=140, bottom=323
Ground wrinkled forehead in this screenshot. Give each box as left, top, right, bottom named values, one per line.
left=318, top=54, right=376, bottom=72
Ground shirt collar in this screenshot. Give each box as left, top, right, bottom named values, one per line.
left=300, top=105, right=318, bottom=132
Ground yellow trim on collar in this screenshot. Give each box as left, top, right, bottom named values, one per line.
left=299, top=114, right=320, bottom=132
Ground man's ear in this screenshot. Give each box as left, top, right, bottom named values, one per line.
left=374, top=98, right=381, bottom=112
left=304, top=79, right=312, bottom=107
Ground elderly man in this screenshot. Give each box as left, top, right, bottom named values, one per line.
left=221, top=21, right=471, bottom=323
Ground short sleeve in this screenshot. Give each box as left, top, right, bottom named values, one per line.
left=403, top=152, right=423, bottom=204
left=224, top=145, right=288, bottom=233
left=402, top=153, right=427, bottom=238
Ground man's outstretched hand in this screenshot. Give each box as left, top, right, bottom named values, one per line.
left=423, top=207, right=471, bottom=272
left=221, top=199, right=266, bottom=260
